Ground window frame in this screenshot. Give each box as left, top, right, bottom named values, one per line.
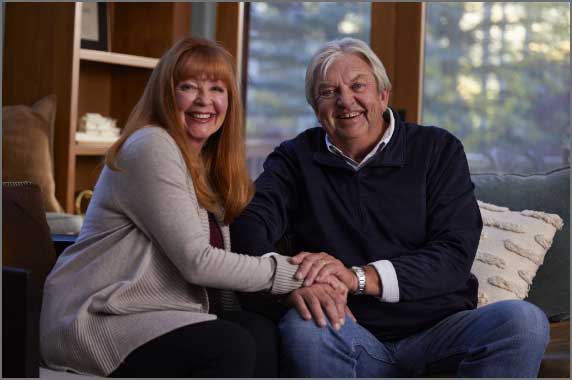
left=215, top=2, right=427, bottom=133
left=370, top=3, right=425, bottom=124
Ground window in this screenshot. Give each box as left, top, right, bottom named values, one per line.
left=245, top=2, right=371, bottom=178
left=422, top=2, right=570, bottom=173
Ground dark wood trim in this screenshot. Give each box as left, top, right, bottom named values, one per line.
left=215, top=3, right=243, bottom=71
left=171, top=2, right=192, bottom=44
left=370, top=2, right=425, bottom=123
left=240, top=2, right=251, bottom=115
left=216, top=2, right=248, bottom=129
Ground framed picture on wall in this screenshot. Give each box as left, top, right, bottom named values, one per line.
left=81, top=2, right=109, bottom=51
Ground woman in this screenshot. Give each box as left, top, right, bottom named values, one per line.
left=40, top=37, right=342, bottom=378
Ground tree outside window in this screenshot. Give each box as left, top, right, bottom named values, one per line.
left=423, top=2, right=570, bottom=174
left=246, top=2, right=371, bottom=178
left=246, top=2, right=570, bottom=178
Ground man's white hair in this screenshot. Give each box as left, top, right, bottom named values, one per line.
left=305, top=37, right=392, bottom=111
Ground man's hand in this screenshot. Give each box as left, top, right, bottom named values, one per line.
left=284, top=281, right=352, bottom=330
left=290, top=251, right=357, bottom=290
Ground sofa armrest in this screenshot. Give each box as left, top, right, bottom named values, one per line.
left=2, top=266, right=40, bottom=378
left=549, top=313, right=570, bottom=323
left=539, top=321, right=570, bottom=378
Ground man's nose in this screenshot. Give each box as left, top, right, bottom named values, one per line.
left=336, top=88, right=354, bottom=108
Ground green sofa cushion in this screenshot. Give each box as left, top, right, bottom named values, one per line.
left=472, top=167, right=570, bottom=319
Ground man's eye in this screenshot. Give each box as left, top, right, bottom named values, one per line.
left=352, top=83, right=365, bottom=91
left=320, top=88, right=335, bottom=97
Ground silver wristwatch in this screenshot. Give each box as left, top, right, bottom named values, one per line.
left=351, top=266, right=366, bottom=295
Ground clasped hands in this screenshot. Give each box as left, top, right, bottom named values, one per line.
left=285, top=252, right=357, bottom=331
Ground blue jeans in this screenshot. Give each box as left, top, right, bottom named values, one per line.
left=279, top=300, right=549, bottom=377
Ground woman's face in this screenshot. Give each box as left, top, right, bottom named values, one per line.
left=175, top=76, right=229, bottom=151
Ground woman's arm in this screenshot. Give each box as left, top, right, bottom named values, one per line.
left=111, top=128, right=302, bottom=294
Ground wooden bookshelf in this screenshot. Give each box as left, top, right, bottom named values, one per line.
left=74, top=142, right=113, bottom=156
left=3, top=2, right=191, bottom=212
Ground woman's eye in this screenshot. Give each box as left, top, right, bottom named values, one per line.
left=211, top=86, right=226, bottom=93
left=178, top=83, right=196, bottom=91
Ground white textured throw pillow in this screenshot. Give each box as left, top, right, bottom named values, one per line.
left=471, top=200, right=564, bottom=307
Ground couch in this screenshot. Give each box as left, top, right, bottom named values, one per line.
left=244, top=166, right=571, bottom=378
left=2, top=167, right=569, bottom=377
left=472, top=166, right=570, bottom=378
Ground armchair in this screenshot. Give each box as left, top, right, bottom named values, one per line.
left=2, top=182, right=85, bottom=378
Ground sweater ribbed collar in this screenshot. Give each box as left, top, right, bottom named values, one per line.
left=313, top=108, right=406, bottom=169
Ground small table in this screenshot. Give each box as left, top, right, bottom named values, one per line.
left=51, top=234, right=78, bottom=256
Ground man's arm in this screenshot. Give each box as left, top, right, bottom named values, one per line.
left=387, top=133, right=482, bottom=302
left=231, top=144, right=298, bottom=256
left=232, top=144, right=349, bottom=325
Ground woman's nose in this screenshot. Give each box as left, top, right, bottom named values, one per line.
left=194, top=89, right=210, bottom=105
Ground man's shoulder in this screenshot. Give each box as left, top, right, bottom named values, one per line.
left=404, top=122, right=457, bottom=139
left=278, top=127, right=324, bottom=153
left=402, top=122, right=462, bottom=149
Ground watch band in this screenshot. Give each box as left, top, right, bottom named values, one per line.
left=351, top=266, right=366, bottom=295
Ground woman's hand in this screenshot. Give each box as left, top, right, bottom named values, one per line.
left=290, top=251, right=357, bottom=291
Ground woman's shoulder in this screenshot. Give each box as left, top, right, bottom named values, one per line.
left=122, top=126, right=182, bottom=157
left=118, top=126, right=185, bottom=168
left=124, top=126, right=175, bottom=149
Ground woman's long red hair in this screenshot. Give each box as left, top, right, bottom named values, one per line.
left=106, top=37, right=253, bottom=224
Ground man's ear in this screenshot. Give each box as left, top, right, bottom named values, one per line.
left=379, top=89, right=390, bottom=107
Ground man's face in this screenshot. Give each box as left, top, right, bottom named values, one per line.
left=315, top=54, right=389, bottom=153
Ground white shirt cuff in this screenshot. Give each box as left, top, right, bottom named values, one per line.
left=369, top=260, right=399, bottom=303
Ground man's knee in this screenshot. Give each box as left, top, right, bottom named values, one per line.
left=279, top=308, right=329, bottom=345
left=278, top=309, right=360, bottom=377
left=488, top=300, right=549, bottom=346
left=279, top=308, right=356, bottom=358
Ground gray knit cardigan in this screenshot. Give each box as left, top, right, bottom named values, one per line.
left=40, top=127, right=302, bottom=376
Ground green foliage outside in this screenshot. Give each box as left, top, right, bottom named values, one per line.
left=423, top=2, right=570, bottom=173
left=246, top=2, right=570, bottom=175
left=246, top=2, right=371, bottom=141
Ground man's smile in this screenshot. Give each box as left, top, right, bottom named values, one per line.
left=336, top=111, right=363, bottom=119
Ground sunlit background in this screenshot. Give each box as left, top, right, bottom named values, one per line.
left=422, top=2, right=570, bottom=174
left=245, top=2, right=371, bottom=177
left=245, top=2, right=570, bottom=178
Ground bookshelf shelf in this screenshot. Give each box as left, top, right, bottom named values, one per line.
left=74, top=142, right=113, bottom=156
left=79, top=49, right=158, bottom=69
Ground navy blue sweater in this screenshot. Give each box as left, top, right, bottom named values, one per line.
left=232, top=112, right=483, bottom=340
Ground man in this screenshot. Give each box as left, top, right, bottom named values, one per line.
left=231, top=37, right=549, bottom=377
